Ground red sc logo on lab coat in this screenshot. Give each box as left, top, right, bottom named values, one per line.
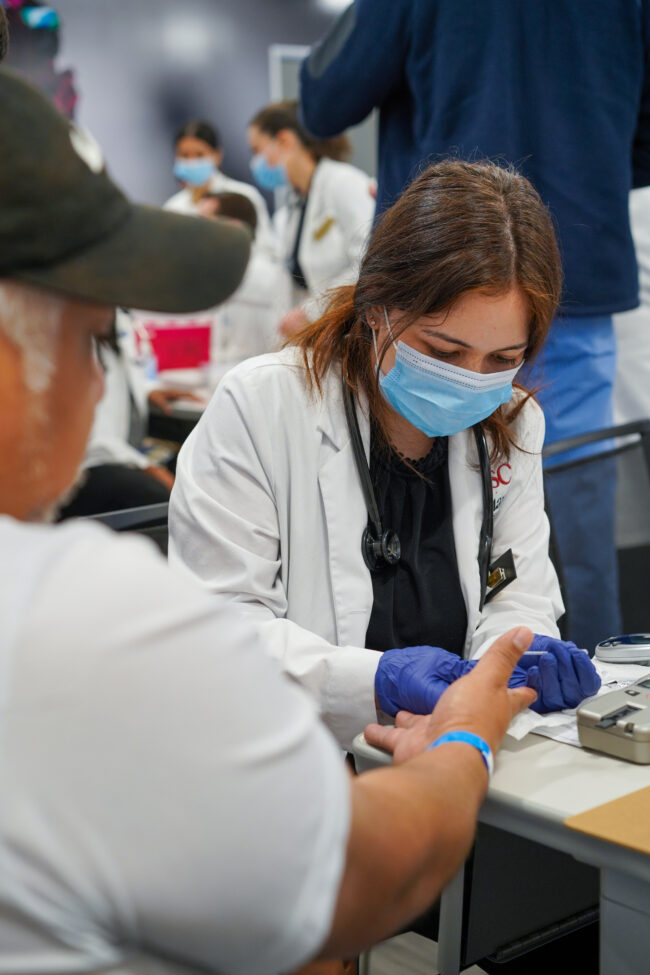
left=491, top=463, right=512, bottom=489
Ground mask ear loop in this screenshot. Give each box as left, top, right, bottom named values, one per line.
left=371, top=307, right=397, bottom=374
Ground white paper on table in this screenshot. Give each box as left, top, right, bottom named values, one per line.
left=506, top=660, right=650, bottom=746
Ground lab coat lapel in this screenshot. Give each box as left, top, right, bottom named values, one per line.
left=316, top=375, right=373, bottom=648
left=448, top=429, right=483, bottom=656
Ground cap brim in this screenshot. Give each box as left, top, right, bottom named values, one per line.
left=12, top=203, right=252, bottom=313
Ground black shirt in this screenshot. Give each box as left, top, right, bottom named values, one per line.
left=365, top=435, right=468, bottom=655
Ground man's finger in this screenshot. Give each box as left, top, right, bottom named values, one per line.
left=507, top=686, right=537, bottom=718
left=395, top=710, right=420, bottom=729
left=473, top=627, right=534, bottom=685
left=364, top=723, right=402, bottom=754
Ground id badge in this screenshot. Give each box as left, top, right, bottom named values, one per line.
left=485, top=548, right=517, bottom=603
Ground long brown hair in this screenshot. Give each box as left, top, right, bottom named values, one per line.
left=249, top=99, right=351, bottom=163
left=294, top=159, right=562, bottom=462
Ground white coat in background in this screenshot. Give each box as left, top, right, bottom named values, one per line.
left=273, top=157, right=376, bottom=320
left=614, top=186, right=650, bottom=425
left=211, top=249, right=292, bottom=364
left=169, top=348, right=563, bottom=749
left=164, top=169, right=278, bottom=261
left=84, top=312, right=149, bottom=470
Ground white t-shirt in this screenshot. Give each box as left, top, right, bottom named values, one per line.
left=0, top=517, right=349, bottom=975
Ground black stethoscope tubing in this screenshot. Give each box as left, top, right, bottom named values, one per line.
left=342, top=376, right=494, bottom=611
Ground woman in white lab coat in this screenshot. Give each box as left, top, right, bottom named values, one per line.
left=197, top=191, right=291, bottom=365
left=169, top=160, right=600, bottom=749
left=247, top=99, right=376, bottom=336
left=164, top=119, right=277, bottom=260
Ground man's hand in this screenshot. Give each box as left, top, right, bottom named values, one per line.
left=365, top=626, right=538, bottom=764
left=374, top=644, right=531, bottom=717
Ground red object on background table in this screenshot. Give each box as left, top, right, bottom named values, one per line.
left=141, top=319, right=212, bottom=371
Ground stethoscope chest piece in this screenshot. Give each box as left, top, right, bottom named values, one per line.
left=362, top=526, right=401, bottom=571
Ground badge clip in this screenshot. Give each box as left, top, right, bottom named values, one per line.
left=313, top=216, right=335, bottom=240
left=484, top=548, right=517, bottom=604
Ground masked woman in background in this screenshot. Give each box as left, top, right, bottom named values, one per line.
left=169, top=159, right=601, bottom=750
left=165, top=118, right=277, bottom=260
left=248, top=99, right=376, bottom=337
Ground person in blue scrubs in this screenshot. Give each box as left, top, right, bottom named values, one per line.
left=300, top=0, right=650, bottom=651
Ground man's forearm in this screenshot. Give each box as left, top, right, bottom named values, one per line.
left=319, top=744, right=487, bottom=959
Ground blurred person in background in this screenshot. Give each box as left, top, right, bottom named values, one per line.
left=248, top=99, right=375, bottom=337
left=55, top=310, right=197, bottom=519
left=200, top=191, right=292, bottom=363
left=1, top=0, right=77, bottom=117
left=300, top=0, right=650, bottom=653
left=165, top=117, right=277, bottom=260
left=613, top=187, right=650, bottom=426
left=130, top=190, right=290, bottom=399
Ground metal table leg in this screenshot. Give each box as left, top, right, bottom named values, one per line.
left=437, top=866, right=465, bottom=975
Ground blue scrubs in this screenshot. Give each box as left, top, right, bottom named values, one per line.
left=521, top=316, right=622, bottom=651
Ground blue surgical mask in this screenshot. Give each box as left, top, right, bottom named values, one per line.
left=173, top=157, right=216, bottom=187
left=375, top=308, right=523, bottom=437
left=250, top=153, right=288, bottom=191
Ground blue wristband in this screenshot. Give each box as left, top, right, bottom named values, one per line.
left=427, top=731, right=494, bottom=777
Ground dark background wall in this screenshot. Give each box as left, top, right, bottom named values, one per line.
left=49, top=0, right=343, bottom=204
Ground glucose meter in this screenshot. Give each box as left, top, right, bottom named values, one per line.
left=594, top=634, right=650, bottom=665
left=577, top=677, right=650, bottom=763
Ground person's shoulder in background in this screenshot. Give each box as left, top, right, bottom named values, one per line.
left=163, top=187, right=194, bottom=213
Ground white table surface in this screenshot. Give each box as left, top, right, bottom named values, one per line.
left=354, top=729, right=650, bottom=819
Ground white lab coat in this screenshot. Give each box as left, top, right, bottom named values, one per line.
left=85, top=313, right=149, bottom=470
left=169, top=348, right=563, bottom=748
left=164, top=169, right=278, bottom=261
left=614, top=186, right=650, bottom=425
left=211, top=249, right=291, bottom=364
left=273, top=158, right=375, bottom=320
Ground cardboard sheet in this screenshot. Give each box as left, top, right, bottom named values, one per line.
left=565, top=786, right=650, bottom=855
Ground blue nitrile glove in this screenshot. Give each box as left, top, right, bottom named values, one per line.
left=375, top=645, right=529, bottom=717
left=518, top=634, right=602, bottom=713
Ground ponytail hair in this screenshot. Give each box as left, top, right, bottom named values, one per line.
left=249, top=99, right=351, bottom=163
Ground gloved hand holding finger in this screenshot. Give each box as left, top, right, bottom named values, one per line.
left=521, top=634, right=601, bottom=713
left=374, top=645, right=471, bottom=716
left=572, top=650, right=602, bottom=698
left=374, top=644, right=529, bottom=717
left=551, top=641, right=583, bottom=708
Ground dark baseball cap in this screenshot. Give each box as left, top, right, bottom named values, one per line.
left=0, top=67, right=251, bottom=312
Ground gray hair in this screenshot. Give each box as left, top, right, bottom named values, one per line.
left=0, top=279, right=64, bottom=393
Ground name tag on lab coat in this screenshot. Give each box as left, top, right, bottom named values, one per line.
left=313, top=216, right=336, bottom=241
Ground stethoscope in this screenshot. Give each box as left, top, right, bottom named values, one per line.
left=342, top=376, right=503, bottom=611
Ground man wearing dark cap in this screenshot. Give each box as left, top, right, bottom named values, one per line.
left=0, top=68, right=537, bottom=974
